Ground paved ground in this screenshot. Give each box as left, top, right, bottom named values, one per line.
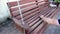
left=0, top=19, right=23, bottom=34
left=43, top=24, right=60, bottom=34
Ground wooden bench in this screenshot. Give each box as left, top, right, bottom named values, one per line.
left=7, top=0, right=59, bottom=34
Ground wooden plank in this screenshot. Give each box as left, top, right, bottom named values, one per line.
left=19, top=0, right=35, bottom=5
left=25, top=13, right=39, bottom=24
left=10, top=7, right=19, bottom=12
left=29, top=18, right=40, bottom=27
left=36, top=22, right=47, bottom=34
left=39, top=6, right=50, bottom=15
left=12, top=11, right=20, bottom=17
left=20, top=2, right=36, bottom=9
left=23, top=10, right=40, bottom=21
left=15, top=15, right=21, bottom=20
left=30, top=20, right=43, bottom=33
left=30, top=22, right=47, bottom=34
left=21, top=5, right=38, bottom=13
left=7, top=1, right=18, bottom=7
left=22, top=7, right=39, bottom=17
left=46, top=8, right=56, bottom=17
left=41, top=7, right=52, bottom=15
left=28, top=15, right=39, bottom=25
left=49, top=8, right=59, bottom=18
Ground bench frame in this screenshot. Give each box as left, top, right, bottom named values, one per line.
left=7, top=0, right=58, bottom=34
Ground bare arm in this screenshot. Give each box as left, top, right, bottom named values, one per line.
left=40, top=15, right=60, bottom=26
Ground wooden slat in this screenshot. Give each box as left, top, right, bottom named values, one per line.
left=20, top=2, right=35, bottom=9
left=10, top=7, right=19, bottom=12
left=41, top=7, right=52, bottom=15
left=22, top=7, right=39, bottom=17
left=39, top=7, right=50, bottom=15
left=30, top=22, right=47, bottom=34
left=46, top=8, right=56, bottom=17
left=38, top=2, right=48, bottom=6
left=19, top=0, right=35, bottom=5
left=21, top=5, right=38, bottom=13
left=12, top=11, right=20, bottom=17
left=25, top=13, right=39, bottom=24
left=30, top=20, right=43, bottom=33
left=49, top=8, right=59, bottom=18
left=23, top=10, right=40, bottom=21
left=30, top=22, right=46, bottom=34
left=29, top=18, right=40, bottom=27
left=15, top=15, right=21, bottom=20
left=28, top=15, right=39, bottom=25
left=7, top=1, right=18, bottom=7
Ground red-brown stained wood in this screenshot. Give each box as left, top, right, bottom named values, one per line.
left=23, top=10, right=40, bottom=21
left=25, top=14, right=39, bottom=24
left=27, top=16, right=39, bottom=25
left=15, top=15, right=21, bottom=20
left=50, top=8, right=60, bottom=18
left=20, top=3, right=36, bottom=9
left=23, top=4, right=48, bottom=21
left=12, top=11, right=20, bottom=17
left=7, top=1, right=18, bottom=7
left=21, top=5, right=38, bottom=13
left=22, top=7, right=39, bottom=17
left=10, top=7, right=19, bottom=12
left=29, top=18, right=40, bottom=27
left=25, top=6, right=48, bottom=24
left=19, top=0, right=35, bottom=5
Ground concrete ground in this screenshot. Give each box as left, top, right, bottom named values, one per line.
left=0, top=19, right=23, bottom=34
left=43, top=24, right=60, bottom=34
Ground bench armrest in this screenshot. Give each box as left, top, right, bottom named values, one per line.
left=12, top=18, right=29, bottom=30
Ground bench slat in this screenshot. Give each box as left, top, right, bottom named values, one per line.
left=19, top=0, right=35, bottom=5
left=30, top=20, right=42, bottom=33
left=29, top=18, right=40, bottom=27
left=7, top=1, right=18, bottom=7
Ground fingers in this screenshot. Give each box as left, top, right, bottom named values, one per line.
left=40, top=15, right=44, bottom=18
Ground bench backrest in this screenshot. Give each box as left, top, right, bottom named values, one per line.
left=7, top=0, right=49, bottom=19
